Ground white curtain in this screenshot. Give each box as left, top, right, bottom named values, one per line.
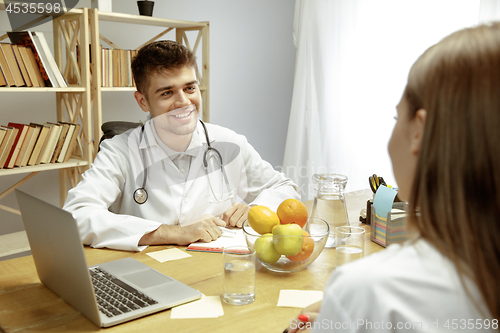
left=283, top=0, right=488, bottom=200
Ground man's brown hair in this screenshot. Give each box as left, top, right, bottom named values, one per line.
left=132, top=40, right=197, bottom=98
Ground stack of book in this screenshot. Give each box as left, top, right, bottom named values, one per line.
left=0, top=122, right=80, bottom=169
left=101, top=47, right=137, bottom=87
left=0, top=31, right=67, bottom=88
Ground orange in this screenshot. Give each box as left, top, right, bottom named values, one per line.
left=286, top=230, right=315, bottom=262
left=277, top=198, right=309, bottom=227
left=247, top=205, right=280, bottom=235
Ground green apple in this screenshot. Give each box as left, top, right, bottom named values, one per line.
left=254, top=233, right=281, bottom=264
left=272, top=224, right=303, bottom=256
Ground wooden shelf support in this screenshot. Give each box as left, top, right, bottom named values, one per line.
left=0, top=172, right=39, bottom=215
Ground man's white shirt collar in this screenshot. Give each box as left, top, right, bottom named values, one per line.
left=149, top=119, right=202, bottom=160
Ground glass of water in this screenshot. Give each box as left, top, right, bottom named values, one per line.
left=223, top=245, right=256, bottom=305
left=335, top=226, right=365, bottom=267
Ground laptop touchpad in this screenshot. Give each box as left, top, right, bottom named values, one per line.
left=122, top=269, right=173, bottom=289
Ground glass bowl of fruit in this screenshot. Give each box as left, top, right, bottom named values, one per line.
left=242, top=200, right=330, bottom=273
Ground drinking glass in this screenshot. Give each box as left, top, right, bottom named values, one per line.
left=223, top=246, right=256, bottom=305
left=335, top=226, right=365, bottom=267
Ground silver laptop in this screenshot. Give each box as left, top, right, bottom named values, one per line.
left=15, top=189, right=202, bottom=327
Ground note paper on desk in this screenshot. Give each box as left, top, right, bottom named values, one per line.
left=277, top=290, right=324, bottom=308
left=146, top=248, right=192, bottom=263
left=372, top=185, right=399, bottom=246
left=170, top=295, right=224, bottom=318
left=186, top=228, right=247, bottom=253
left=372, top=185, right=398, bottom=219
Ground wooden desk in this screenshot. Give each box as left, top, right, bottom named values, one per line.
left=0, top=189, right=382, bottom=333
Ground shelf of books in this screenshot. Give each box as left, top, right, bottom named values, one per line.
left=1, top=30, right=69, bottom=88
left=0, top=7, right=91, bottom=211
left=0, top=121, right=85, bottom=173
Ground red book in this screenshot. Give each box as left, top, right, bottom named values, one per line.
left=4, top=123, right=29, bottom=168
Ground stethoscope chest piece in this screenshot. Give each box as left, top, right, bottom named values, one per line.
left=134, top=188, right=148, bottom=205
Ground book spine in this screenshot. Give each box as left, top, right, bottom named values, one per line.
left=28, top=124, right=49, bottom=166
left=25, top=47, right=46, bottom=87
left=0, top=65, right=7, bottom=87
left=0, top=127, right=13, bottom=167
left=30, top=32, right=58, bottom=88
left=15, top=125, right=35, bottom=167
left=20, top=125, right=40, bottom=166
left=18, top=46, right=40, bottom=87
left=63, top=124, right=80, bottom=162
left=4, top=124, right=27, bottom=168
left=0, top=128, right=18, bottom=168
left=0, top=44, right=26, bottom=87
left=35, top=32, right=67, bottom=88
left=0, top=45, right=15, bottom=86
left=12, top=45, right=33, bottom=87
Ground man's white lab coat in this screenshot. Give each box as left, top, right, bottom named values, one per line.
left=63, top=121, right=300, bottom=251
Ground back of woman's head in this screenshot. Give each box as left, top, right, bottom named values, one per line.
left=405, top=22, right=500, bottom=320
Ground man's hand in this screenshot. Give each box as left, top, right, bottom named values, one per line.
left=221, top=203, right=250, bottom=228
left=139, top=214, right=226, bottom=246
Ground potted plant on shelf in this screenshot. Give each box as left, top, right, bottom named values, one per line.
left=137, top=0, right=154, bottom=16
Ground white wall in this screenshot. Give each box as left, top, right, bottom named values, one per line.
left=0, top=0, right=296, bottom=235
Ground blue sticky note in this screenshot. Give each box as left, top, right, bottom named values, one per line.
left=372, top=185, right=398, bottom=220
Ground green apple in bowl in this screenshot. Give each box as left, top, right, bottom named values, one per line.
left=273, top=223, right=303, bottom=256
left=254, top=233, right=281, bottom=264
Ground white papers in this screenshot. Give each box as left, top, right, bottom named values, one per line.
left=170, top=295, right=224, bottom=319
left=146, top=248, right=192, bottom=263
left=186, top=228, right=247, bottom=252
left=277, top=290, right=324, bottom=308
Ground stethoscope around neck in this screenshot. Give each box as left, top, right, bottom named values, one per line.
left=133, top=119, right=231, bottom=204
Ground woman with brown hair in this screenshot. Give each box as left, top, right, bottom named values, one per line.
left=286, top=22, right=500, bottom=332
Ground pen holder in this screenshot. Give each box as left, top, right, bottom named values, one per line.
left=370, top=201, right=410, bottom=247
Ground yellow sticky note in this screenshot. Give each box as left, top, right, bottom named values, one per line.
left=277, top=290, right=324, bottom=308
left=146, top=248, right=192, bottom=263
left=171, top=295, right=224, bottom=318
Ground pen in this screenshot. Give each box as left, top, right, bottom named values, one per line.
left=298, top=314, right=310, bottom=322
left=218, top=226, right=237, bottom=234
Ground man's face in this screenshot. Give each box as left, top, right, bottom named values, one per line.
left=135, top=65, right=201, bottom=137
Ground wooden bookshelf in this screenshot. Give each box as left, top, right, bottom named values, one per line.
left=0, top=158, right=88, bottom=176
left=93, top=11, right=207, bottom=28
left=0, top=86, right=85, bottom=92
left=0, top=6, right=91, bottom=213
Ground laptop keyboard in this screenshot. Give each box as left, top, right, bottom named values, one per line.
left=90, top=267, right=159, bottom=317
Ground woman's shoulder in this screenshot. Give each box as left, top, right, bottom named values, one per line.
left=323, top=239, right=483, bottom=324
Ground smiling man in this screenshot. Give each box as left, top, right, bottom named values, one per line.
left=63, top=41, right=300, bottom=251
